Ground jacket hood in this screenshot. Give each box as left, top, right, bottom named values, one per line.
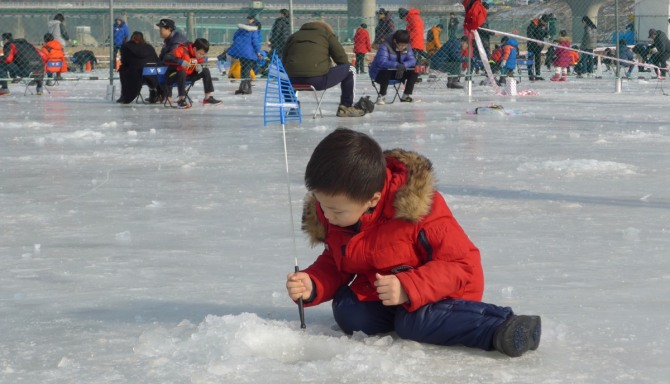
left=115, top=17, right=125, bottom=23
left=505, top=37, right=519, bottom=47
left=302, top=149, right=435, bottom=245
left=237, top=24, right=258, bottom=31
left=299, top=21, right=335, bottom=35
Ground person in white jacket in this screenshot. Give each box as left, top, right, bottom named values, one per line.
left=47, top=13, right=70, bottom=47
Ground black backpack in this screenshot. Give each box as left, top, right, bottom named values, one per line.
left=354, top=96, right=375, bottom=114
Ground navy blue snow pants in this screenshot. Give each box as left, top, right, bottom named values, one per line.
left=288, top=63, right=355, bottom=107
left=332, top=285, right=513, bottom=351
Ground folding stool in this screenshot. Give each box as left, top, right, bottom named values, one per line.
left=290, top=83, right=327, bottom=118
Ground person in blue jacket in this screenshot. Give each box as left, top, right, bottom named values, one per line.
left=430, top=35, right=469, bottom=89
left=617, top=39, right=635, bottom=78
left=113, top=17, right=130, bottom=61
left=497, top=36, right=518, bottom=85
left=369, top=30, right=418, bottom=104
left=227, top=19, right=262, bottom=95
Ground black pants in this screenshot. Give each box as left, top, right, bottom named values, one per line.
left=374, top=69, right=418, bottom=96
left=168, top=67, right=214, bottom=97
left=649, top=52, right=670, bottom=76
left=289, top=64, right=355, bottom=107
left=528, top=44, right=543, bottom=76
left=355, top=53, right=366, bottom=74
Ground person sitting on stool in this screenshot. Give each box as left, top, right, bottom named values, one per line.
left=369, top=30, right=418, bottom=104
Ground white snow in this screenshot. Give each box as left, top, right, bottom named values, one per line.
left=1, top=70, right=669, bottom=383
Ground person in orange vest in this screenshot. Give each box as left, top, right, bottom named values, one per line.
left=41, top=33, right=68, bottom=84
left=163, top=38, right=223, bottom=108
left=353, top=23, right=371, bottom=74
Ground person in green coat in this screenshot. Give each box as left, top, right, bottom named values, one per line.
left=282, top=21, right=365, bottom=117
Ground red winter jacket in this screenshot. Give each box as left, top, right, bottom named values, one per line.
left=463, top=0, right=488, bottom=34
left=301, top=150, right=484, bottom=312
left=404, top=8, right=425, bottom=51
left=353, top=27, right=371, bottom=54
left=166, top=43, right=205, bottom=76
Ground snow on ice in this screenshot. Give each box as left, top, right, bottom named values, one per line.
left=1, top=71, right=669, bottom=383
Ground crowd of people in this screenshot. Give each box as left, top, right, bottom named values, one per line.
left=2, top=4, right=670, bottom=108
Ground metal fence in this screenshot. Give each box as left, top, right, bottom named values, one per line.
left=1, top=1, right=669, bottom=90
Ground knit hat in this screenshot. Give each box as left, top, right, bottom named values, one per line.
left=378, top=8, right=386, bottom=15
left=279, top=9, right=289, bottom=17
left=398, top=8, right=409, bottom=18
left=649, top=28, right=656, bottom=38
left=361, top=23, right=367, bottom=29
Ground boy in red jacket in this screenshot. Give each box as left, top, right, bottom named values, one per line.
left=353, top=23, right=371, bottom=74
left=163, top=37, right=222, bottom=108
left=287, top=128, right=541, bottom=358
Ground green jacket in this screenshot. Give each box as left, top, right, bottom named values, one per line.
left=282, top=22, right=349, bottom=77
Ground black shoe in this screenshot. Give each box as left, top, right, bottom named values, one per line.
left=203, top=96, right=223, bottom=105
left=176, top=99, right=190, bottom=109
left=399, top=95, right=413, bottom=102
left=529, top=75, right=536, bottom=81
left=535, top=76, right=545, bottom=81
left=493, top=315, right=541, bottom=357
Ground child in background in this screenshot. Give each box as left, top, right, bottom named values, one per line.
left=497, top=36, right=518, bottom=86
left=286, top=128, right=542, bottom=358
left=489, top=43, right=503, bottom=73
left=353, top=23, right=371, bottom=74
left=41, top=33, right=68, bottom=83
left=551, top=30, right=572, bottom=81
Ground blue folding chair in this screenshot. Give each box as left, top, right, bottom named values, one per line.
left=45, top=60, right=64, bottom=86
left=136, top=65, right=167, bottom=104
left=369, top=66, right=402, bottom=104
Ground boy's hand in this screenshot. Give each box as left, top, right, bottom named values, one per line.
left=374, top=273, right=408, bottom=306
left=286, top=271, right=313, bottom=301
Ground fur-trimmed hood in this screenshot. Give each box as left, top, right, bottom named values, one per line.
left=237, top=24, right=258, bottom=32
left=302, top=149, right=436, bottom=245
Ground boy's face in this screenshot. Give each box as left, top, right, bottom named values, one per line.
left=313, top=191, right=381, bottom=227
left=194, top=49, right=207, bottom=59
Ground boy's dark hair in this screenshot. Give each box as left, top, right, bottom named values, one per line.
left=193, top=38, right=210, bottom=53
left=44, top=33, right=54, bottom=42
left=2, top=32, right=13, bottom=41
left=54, top=13, right=65, bottom=22
left=305, top=128, right=386, bottom=202
left=392, top=30, right=410, bottom=44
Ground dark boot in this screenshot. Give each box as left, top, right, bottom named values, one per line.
left=447, top=76, right=463, bottom=89
left=235, top=80, right=252, bottom=95
left=493, top=315, right=541, bottom=357
left=148, top=89, right=160, bottom=104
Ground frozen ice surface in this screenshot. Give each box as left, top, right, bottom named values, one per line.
left=1, top=72, right=669, bottom=383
